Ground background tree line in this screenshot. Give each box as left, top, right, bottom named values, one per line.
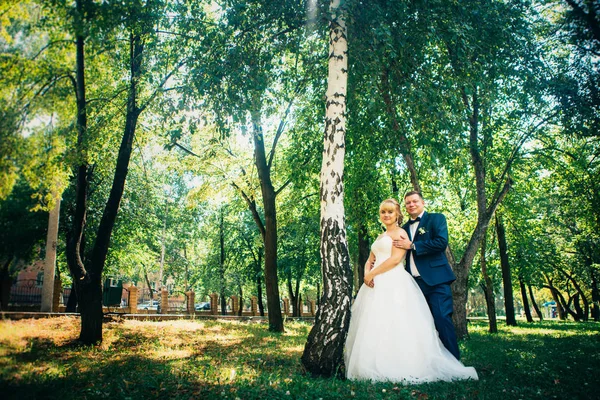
left=0, top=0, right=598, bottom=371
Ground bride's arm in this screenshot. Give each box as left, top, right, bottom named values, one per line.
left=364, top=251, right=375, bottom=277
left=364, top=231, right=407, bottom=281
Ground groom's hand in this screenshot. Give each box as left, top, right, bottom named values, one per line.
left=394, top=237, right=412, bottom=250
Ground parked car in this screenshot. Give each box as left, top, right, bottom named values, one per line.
left=195, top=302, right=211, bottom=311
left=139, top=300, right=160, bottom=311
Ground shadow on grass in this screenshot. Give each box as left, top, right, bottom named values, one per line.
left=1, top=319, right=599, bottom=400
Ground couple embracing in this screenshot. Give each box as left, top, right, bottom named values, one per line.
left=344, top=191, right=478, bottom=383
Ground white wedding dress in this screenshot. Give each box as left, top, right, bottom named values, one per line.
left=344, top=234, right=478, bottom=383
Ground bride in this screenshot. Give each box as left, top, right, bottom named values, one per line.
left=344, top=198, right=478, bottom=383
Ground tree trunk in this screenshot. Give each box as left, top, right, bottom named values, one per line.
left=76, top=278, right=103, bottom=342
left=544, top=275, right=580, bottom=321
left=287, top=272, right=299, bottom=317
left=496, top=214, right=517, bottom=326
left=0, top=259, right=13, bottom=311
left=550, top=286, right=566, bottom=320
left=219, top=207, right=227, bottom=315
left=65, top=0, right=90, bottom=291
left=251, top=109, right=283, bottom=332
left=452, top=88, right=513, bottom=339
left=519, top=277, right=533, bottom=322
left=78, top=33, right=144, bottom=344
left=544, top=277, right=578, bottom=320
left=559, top=267, right=590, bottom=321
left=65, top=0, right=90, bottom=333
left=256, top=275, right=265, bottom=316
left=452, top=224, right=488, bottom=339
left=357, top=222, right=369, bottom=291
left=590, top=267, right=599, bottom=321
left=295, top=276, right=302, bottom=316
left=158, top=199, right=168, bottom=288
left=556, top=290, right=578, bottom=321
left=480, top=234, right=497, bottom=333
left=302, top=0, right=352, bottom=376
left=143, top=266, right=155, bottom=300
left=256, top=250, right=264, bottom=316
left=573, top=293, right=584, bottom=320
left=41, top=194, right=61, bottom=312
left=528, top=285, right=543, bottom=321
left=66, top=285, right=78, bottom=313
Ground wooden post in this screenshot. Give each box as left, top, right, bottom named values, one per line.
left=310, top=300, right=316, bottom=317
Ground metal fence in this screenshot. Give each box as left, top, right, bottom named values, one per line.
left=61, top=287, right=72, bottom=305
left=9, top=279, right=42, bottom=305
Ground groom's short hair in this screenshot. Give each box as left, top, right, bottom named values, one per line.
left=404, top=190, right=424, bottom=200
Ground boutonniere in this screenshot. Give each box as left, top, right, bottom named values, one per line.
left=418, top=227, right=427, bottom=235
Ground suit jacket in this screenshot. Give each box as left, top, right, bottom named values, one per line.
left=402, top=211, right=456, bottom=286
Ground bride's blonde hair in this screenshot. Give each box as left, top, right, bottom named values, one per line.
left=380, top=198, right=404, bottom=226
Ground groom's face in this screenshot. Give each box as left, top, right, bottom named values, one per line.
left=404, top=194, right=425, bottom=219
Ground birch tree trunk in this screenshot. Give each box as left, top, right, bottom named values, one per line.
left=302, top=0, right=352, bottom=377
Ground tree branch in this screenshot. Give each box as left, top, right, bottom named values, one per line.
left=231, top=182, right=265, bottom=238
left=267, top=82, right=305, bottom=168
left=173, top=141, right=201, bottom=158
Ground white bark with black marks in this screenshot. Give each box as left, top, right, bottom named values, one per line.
left=302, top=0, right=352, bottom=377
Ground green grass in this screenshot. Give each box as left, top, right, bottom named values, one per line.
left=0, top=316, right=599, bottom=399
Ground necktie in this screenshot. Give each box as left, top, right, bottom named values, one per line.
left=408, top=217, right=421, bottom=225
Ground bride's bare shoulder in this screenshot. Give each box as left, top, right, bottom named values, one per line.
left=389, top=228, right=407, bottom=240
left=399, top=228, right=408, bottom=239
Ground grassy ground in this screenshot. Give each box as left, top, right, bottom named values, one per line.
left=0, top=316, right=598, bottom=399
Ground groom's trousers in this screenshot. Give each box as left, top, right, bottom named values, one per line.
left=415, top=278, right=461, bottom=360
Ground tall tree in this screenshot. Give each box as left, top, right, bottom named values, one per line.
left=183, top=0, right=312, bottom=332
left=302, top=0, right=352, bottom=377
left=64, top=0, right=192, bottom=343
left=496, top=213, right=517, bottom=326
left=479, top=230, right=497, bottom=333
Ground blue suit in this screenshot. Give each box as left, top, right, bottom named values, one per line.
left=403, top=211, right=461, bottom=360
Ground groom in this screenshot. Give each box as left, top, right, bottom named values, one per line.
left=394, top=191, right=461, bottom=360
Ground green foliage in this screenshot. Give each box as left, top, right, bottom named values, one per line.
left=0, top=178, right=48, bottom=270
